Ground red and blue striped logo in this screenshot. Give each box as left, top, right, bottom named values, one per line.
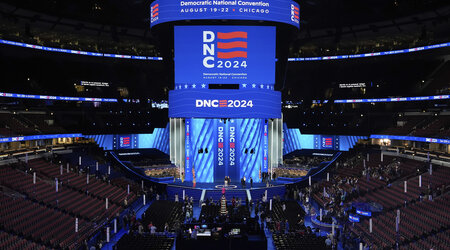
left=216, top=31, right=248, bottom=59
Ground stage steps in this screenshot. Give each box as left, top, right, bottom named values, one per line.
left=205, top=189, right=248, bottom=203
left=167, top=184, right=286, bottom=204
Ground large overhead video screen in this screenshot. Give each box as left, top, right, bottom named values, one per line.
left=169, top=89, right=281, bottom=118
left=174, top=26, right=276, bottom=85
left=151, top=0, right=300, bottom=28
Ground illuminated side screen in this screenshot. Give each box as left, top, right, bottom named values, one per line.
left=174, top=26, right=276, bottom=85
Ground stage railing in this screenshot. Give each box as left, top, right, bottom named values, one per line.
left=108, top=151, right=167, bottom=189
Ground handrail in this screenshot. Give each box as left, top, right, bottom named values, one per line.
left=109, top=151, right=167, bottom=187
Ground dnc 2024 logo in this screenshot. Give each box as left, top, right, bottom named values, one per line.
left=291, top=4, right=299, bottom=24
left=202, top=30, right=248, bottom=69
left=322, top=137, right=333, bottom=148
left=150, top=3, right=159, bottom=24
left=120, top=136, right=131, bottom=148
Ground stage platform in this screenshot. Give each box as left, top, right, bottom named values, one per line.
left=164, top=180, right=288, bottom=190
left=163, top=180, right=289, bottom=203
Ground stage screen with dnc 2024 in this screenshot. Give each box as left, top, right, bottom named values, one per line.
left=174, top=26, right=276, bottom=85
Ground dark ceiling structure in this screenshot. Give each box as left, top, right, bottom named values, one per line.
left=0, top=0, right=448, bottom=56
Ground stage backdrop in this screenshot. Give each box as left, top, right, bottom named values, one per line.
left=84, top=123, right=170, bottom=153
left=283, top=124, right=367, bottom=154
left=238, top=118, right=266, bottom=182
left=85, top=123, right=367, bottom=183
left=186, top=118, right=215, bottom=183
left=184, top=118, right=267, bottom=183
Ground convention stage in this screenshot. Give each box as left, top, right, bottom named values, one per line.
left=162, top=179, right=290, bottom=203
left=164, top=180, right=290, bottom=190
